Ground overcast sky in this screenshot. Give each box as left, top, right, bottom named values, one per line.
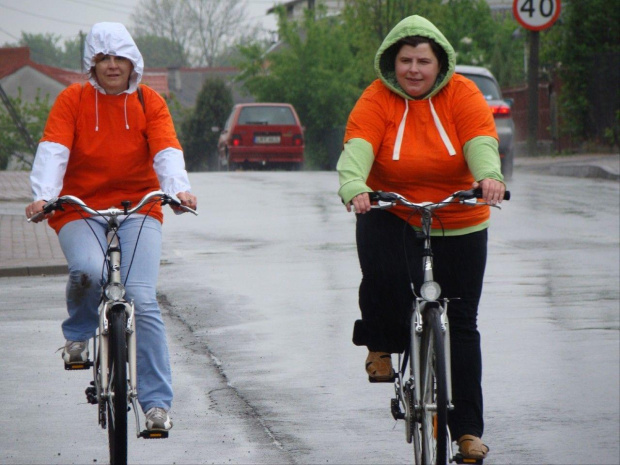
left=0, top=0, right=278, bottom=46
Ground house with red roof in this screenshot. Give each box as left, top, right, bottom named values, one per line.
left=0, top=46, right=251, bottom=111
left=0, top=47, right=171, bottom=104
left=0, top=47, right=85, bottom=103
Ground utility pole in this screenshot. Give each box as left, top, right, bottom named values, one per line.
left=80, top=30, right=85, bottom=71
left=526, top=30, right=539, bottom=156
left=513, top=0, right=562, bottom=157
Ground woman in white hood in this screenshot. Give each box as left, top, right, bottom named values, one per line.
left=25, top=22, right=197, bottom=431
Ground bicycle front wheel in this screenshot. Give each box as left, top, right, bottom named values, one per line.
left=419, top=304, right=448, bottom=464
left=107, top=308, right=128, bottom=465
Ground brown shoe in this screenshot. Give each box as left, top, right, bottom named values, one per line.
left=457, top=435, right=489, bottom=460
left=365, top=351, right=394, bottom=382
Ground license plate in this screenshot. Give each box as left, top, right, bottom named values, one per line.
left=254, top=135, right=280, bottom=144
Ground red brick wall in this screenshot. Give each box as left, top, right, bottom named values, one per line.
left=502, top=75, right=573, bottom=152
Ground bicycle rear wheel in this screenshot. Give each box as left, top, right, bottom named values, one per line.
left=419, top=304, right=448, bottom=464
left=107, top=308, right=128, bottom=465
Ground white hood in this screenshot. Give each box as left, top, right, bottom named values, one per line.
left=83, top=22, right=143, bottom=94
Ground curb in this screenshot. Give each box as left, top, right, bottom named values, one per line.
left=0, top=264, right=67, bottom=278
left=549, top=164, right=619, bottom=181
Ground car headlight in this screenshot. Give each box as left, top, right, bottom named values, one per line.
left=104, top=283, right=125, bottom=301
left=420, top=281, right=441, bottom=301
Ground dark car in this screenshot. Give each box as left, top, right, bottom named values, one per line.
left=216, top=103, right=304, bottom=171
left=455, top=65, right=516, bottom=180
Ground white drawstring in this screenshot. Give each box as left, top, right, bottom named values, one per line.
left=429, top=98, right=456, bottom=156
left=392, top=98, right=457, bottom=160
left=95, top=91, right=99, bottom=132
left=95, top=91, right=131, bottom=131
left=124, top=93, right=129, bottom=129
left=392, top=100, right=409, bottom=160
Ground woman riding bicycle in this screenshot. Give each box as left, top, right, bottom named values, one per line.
left=337, top=15, right=505, bottom=460
left=24, top=22, right=197, bottom=432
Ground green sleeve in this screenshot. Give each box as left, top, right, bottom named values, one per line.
left=463, top=136, right=505, bottom=183
left=336, top=138, right=375, bottom=204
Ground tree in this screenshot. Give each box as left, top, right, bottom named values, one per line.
left=0, top=89, right=51, bottom=170
left=488, top=14, right=525, bottom=87
left=18, top=32, right=82, bottom=70
left=131, top=0, right=193, bottom=64
left=184, top=0, right=247, bottom=67
left=555, top=0, right=620, bottom=144
left=20, top=32, right=64, bottom=65
left=134, top=35, right=189, bottom=68
left=131, top=0, right=251, bottom=67
left=180, top=78, right=233, bottom=171
left=432, top=0, right=497, bottom=66
left=341, top=0, right=522, bottom=88
left=238, top=7, right=362, bottom=169
left=342, top=0, right=442, bottom=86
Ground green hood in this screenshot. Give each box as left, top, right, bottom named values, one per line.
left=374, top=15, right=456, bottom=100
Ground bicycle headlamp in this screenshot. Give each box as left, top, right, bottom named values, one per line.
left=420, top=281, right=441, bottom=301
left=104, top=282, right=125, bottom=301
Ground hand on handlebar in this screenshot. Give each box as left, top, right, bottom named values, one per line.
left=172, top=191, right=198, bottom=214
left=346, top=192, right=372, bottom=214
left=472, top=178, right=505, bottom=206
left=25, top=199, right=54, bottom=223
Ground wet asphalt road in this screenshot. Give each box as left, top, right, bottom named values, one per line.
left=1, top=168, right=618, bottom=464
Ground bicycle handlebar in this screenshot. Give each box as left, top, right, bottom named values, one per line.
left=369, top=187, right=510, bottom=211
left=29, top=190, right=198, bottom=222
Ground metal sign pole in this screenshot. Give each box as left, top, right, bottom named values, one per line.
left=513, top=0, right=562, bottom=157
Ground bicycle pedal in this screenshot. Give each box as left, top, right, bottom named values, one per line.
left=453, top=453, right=483, bottom=464
left=64, top=361, right=93, bottom=370
left=84, top=386, right=98, bottom=404
left=140, top=430, right=169, bottom=439
left=390, top=398, right=405, bottom=420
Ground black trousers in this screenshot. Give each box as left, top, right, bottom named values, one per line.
left=354, top=209, right=487, bottom=438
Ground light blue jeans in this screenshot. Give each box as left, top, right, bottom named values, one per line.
left=58, top=215, right=172, bottom=412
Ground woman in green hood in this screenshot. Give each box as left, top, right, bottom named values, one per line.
left=337, top=15, right=506, bottom=460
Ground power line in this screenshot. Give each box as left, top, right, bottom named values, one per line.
left=0, top=26, right=20, bottom=41
left=0, top=2, right=92, bottom=28
left=63, top=0, right=133, bottom=15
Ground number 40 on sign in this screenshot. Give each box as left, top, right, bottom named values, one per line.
left=513, top=0, right=562, bottom=31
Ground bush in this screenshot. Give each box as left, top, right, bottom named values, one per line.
left=180, top=78, right=233, bottom=171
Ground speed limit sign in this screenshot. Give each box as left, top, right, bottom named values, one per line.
left=513, top=0, right=561, bottom=31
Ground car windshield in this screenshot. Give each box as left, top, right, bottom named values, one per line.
left=238, top=106, right=296, bottom=125
left=461, top=74, right=501, bottom=100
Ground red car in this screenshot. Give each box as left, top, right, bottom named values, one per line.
left=216, top=103, right=305, bottom=170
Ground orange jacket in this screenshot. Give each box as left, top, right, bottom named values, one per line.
left=41, top=83, right=182, bottom=233
left=344, top=77, right=498, bottom=230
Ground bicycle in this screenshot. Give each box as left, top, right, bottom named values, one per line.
left=368, top=187, right=509, bottom=465
left=29, top=190, right=197, bottom=465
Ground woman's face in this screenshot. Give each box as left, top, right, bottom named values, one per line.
left=395, top=43, right=441, bottom=98
left=94, top=55, right=133, bottom=95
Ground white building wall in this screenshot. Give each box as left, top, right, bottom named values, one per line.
left=0, top=67, right=65, bottom=103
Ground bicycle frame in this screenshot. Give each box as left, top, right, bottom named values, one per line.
left=94, top=215, right=140, bottom=436
left=388, top=201, right=454, bottom=459
left=373, top=188, right=509, bottom=464
left=408, top=206, right=453, bottom=413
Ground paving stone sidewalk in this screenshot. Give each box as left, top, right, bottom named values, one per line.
left=0, top=171, right=67, bottom=277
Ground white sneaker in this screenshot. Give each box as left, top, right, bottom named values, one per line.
left=145, top=407, right=173, bottom=431
left=62, top=340, right=89, bottom=364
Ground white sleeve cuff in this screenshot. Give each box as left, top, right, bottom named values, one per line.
left=153, top=147, right=191, bottom=194
left=30, top=141, right=70, bottom=200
